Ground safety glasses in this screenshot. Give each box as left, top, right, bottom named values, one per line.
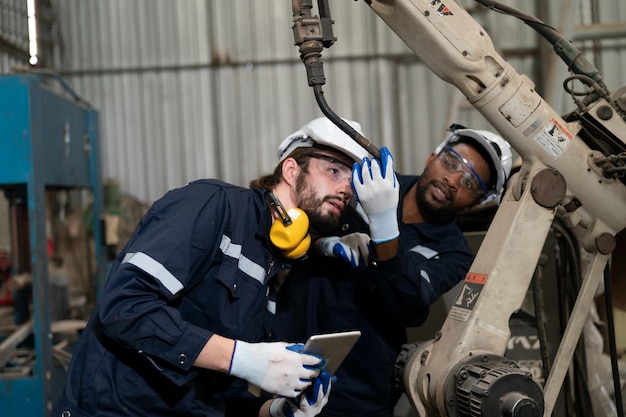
left=306, top=153, right=353, bottom=184
left=437, top=146, right=487, bottom=197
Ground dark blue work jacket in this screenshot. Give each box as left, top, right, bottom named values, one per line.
left=53, top=180, right=289, bottom=417
left=272, top=175, right=475, bottom=417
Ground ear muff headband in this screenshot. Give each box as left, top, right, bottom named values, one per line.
left=267, top=191, right=292, bottom=227
left=267, top=192, right=311, bottom=258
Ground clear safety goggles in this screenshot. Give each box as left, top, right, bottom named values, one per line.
left=306, top=153, right=353, bottom=184
left=437, top=146, right=487, bottom=197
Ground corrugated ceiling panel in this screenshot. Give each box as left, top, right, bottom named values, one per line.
left=0, top=0, right=29, bottom=70
left=0, top=0, right=28, bottom=49
left=0, top=53, right=24, bottom=72
left=596, top=0, right=626, bottom=92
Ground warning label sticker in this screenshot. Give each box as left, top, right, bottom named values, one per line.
left=534, top=118, right=573, bottom=159
left=449, top=272, right=488, bottom=322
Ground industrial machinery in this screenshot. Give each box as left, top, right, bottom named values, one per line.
left=291, top=1, right=626, bottom=416
left=0, top=72, right=107, bottom=416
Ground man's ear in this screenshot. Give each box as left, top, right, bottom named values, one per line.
left=281, top=157, right=301, bottom=187
left=424, top=152, right=437, bottom=167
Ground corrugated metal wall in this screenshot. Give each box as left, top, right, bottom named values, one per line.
left=0, top=0, right=29, bottom=69
left=2, top=0, right=626, bottom=204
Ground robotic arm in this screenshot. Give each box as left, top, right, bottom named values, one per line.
left=363, top=2, right=626, bottom=416
left=291, top=1, right=626, bottom=416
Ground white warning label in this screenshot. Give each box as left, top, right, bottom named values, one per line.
left=534, top=118, right=573, bottom=159
left=449, top=272, right=487, bottom=322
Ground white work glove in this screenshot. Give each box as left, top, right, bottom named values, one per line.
left=269, top=371, right=334, bottom=417
left=319, top=233, right=371, bottom=268
left=351, top=147, right=400, bottom=243
left=229, top=341, right=323, bottom=398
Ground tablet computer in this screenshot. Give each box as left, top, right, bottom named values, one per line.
left=303, top=330, right=361, bottom=374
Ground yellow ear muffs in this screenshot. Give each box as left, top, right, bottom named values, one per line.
left=280, top=231, right=311, bottom=259
left=266, top=191, right=312, bottom=259
left=269, top=207, right=311, bottom=258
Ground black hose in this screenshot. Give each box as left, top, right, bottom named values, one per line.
left=532, top=264, right=552, bottom=382
left=313, top=84, right=381, bottom=159
left=602, top=263, right=625, bottom=417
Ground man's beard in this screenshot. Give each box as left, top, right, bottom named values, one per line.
left=415, top=176, right=458, bottom=220
left=295, top=173, right=342, bottom=233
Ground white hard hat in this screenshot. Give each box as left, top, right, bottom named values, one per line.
left=435, top=124, right=513, bottom=205
left=277, top=117, right=371, bottom=163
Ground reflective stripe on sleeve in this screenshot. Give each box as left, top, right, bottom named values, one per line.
left=122, top=252, right=184, bottom=296
left=267, top=299, right=276, bottom=314
left=409, top=245, right=439, bottom=259
left=220, top=235, right=267, bottom=284
left=266, top=286, right=277, bottom=315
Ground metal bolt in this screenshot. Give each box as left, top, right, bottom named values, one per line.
left=597, top=105, right=613, bottom=120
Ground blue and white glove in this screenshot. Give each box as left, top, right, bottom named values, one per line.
left=228, top=341, right=323, bottom=398
left=269, top=371, right=334, bottom=417
left=319, top=233, right=371, bottom=268
left=351, top=147, right=399, bottom=243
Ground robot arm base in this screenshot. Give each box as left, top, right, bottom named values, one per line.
left=444, top=354, right=545, bottom=417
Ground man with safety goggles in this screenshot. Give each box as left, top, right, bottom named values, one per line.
left=271, top=122, right=513, bottom=417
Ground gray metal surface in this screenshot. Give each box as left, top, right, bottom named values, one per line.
left=0, top=0, right=625, bottom=206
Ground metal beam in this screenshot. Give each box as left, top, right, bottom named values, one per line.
left=0, top=35, right=28, bottom=61
left=0, top=318, right=34, bottom=367
left=574, top=23, right=626, bottom=41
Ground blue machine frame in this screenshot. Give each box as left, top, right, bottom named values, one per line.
left=0, top=73, right=107, bottom=416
